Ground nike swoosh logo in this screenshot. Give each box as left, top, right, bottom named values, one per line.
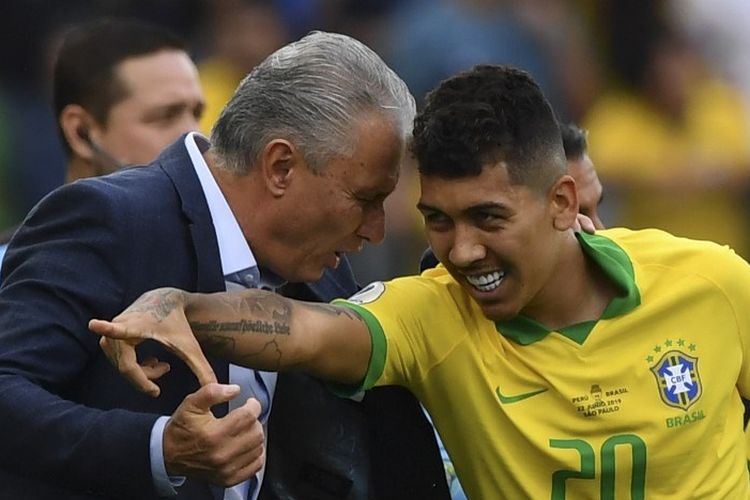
left=495, top=385, right=548, bottom=404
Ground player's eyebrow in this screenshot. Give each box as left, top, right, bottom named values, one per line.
left=417, top=201, right=512, bottom=214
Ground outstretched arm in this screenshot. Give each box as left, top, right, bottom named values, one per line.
left=89, top=287, right=371, bottom=396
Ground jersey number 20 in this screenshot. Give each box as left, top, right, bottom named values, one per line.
left=550, top=434, right=646, bottom=500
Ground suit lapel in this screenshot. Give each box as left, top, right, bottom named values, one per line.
left=158, top=137, right=225, bottom=293
left=156, top=137, right=230, bottom=402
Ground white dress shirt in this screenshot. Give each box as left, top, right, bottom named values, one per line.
left=150, top=133, right=276, bottom=500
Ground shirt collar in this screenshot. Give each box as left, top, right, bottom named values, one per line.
left=185, top=132, right=256, bottom=276
left=495, top=231, right=641, bottom=345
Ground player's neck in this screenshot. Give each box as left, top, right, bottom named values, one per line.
left=524, top=232, right=619, bottom=330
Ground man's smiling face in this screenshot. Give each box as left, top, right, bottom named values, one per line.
left=418, top=161, right=566, bottom=322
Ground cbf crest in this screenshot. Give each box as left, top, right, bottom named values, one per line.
left=650, top=349, right=702, bottom=410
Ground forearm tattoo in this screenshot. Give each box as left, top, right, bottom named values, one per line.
left=189, top=319, right=289, bottom=335
left=187, top=292, right=365, bottom=371
left=189, top=292, right=292, bottom=370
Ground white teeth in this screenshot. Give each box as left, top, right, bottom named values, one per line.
left=466, top=271, right=505, bottom=292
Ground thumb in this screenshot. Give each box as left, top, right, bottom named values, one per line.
left=241, top=397, right=262, bottom=419
left=185, top=383, right=241, bottom=413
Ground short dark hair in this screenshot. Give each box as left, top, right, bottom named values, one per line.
left=412, top=65, right=565, bottom=191
left=559, top=122, right=588, bottom=161
left=52, top=18, right=186, bottom=154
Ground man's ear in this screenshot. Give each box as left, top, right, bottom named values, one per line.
left=59, top=104, right=98, bottom=160
left=549, top=174, right=579, bottom=231
left=259, top=139, right=302, bottom=197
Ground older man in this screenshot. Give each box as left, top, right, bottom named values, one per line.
left=0, top=31, right=446, bottom=500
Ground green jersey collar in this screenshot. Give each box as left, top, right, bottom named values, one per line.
left=495, top=231, right=641, bottom=345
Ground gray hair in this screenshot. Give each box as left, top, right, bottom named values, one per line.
left=211, top=31, right=416, bottom=174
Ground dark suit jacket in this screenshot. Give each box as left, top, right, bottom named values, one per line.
left=0, top=138, right=448, bottom=499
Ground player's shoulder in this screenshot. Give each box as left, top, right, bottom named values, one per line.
left=409, top=264, right=464, bottom=299
left=347, top=266, right=464, bottom=310
left=600, top=227, right=748, bottom=279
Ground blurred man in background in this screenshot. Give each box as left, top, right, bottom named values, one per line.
left=0, top=18, right=204, bottom=266
left=559, top=122, right=604, bottom=229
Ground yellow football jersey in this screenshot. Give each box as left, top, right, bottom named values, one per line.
left=336, top=229, right=750, bottom=499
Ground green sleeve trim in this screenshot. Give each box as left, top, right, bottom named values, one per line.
left=326, top=300, right=387, bottom=397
